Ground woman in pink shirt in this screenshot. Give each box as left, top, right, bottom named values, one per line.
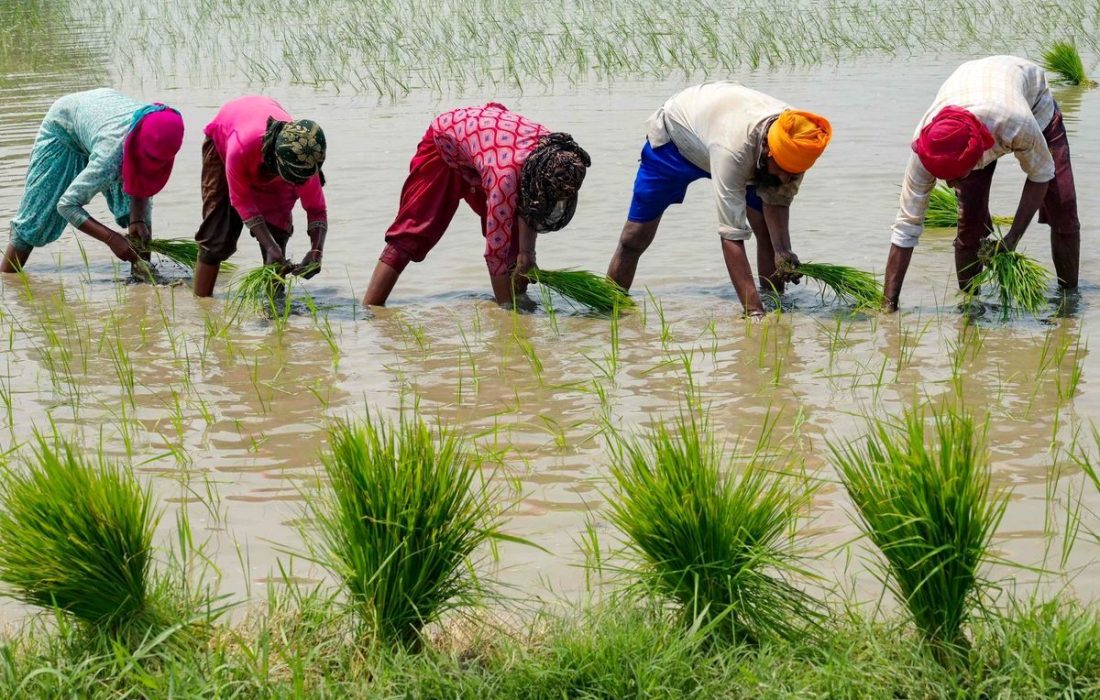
left=193, top=96, right=328, bottom=297
left=362, top=103, right=590, bottom=307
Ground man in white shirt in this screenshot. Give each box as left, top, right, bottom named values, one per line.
left=605, top=82, right=832, bottom=317
left=883, top=55, right=1080, bottom=310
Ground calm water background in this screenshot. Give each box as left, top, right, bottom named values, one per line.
left=0, top=2, right=1098, bottom=619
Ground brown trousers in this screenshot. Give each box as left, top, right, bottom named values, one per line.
left=195, top=138, right=291, bottom=265
left=953, top=110, right=1079, bottom=289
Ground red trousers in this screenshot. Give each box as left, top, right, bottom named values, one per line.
left=954, top=110, right=1079, bottom=288
left=380, top=128, right=488, bottom=273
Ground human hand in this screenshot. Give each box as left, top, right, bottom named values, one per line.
left=514, top=252, right=536, bottom=282
left=263, top=244, right=290, bottom=272
left=295, top=249, right=322, bottom=279
left=108, top=232, right=140, bottom=263
left=774, top=249, right=802, bottom=284
left=978, top=236, right=1017, bottom=265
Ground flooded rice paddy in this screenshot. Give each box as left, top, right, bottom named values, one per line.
left=1, top=1, right=1099, bottom=620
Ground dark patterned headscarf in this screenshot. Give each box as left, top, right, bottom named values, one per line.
left=262, top=117, right=326, bottom=185
left=518, top=133, right=590, bottom=232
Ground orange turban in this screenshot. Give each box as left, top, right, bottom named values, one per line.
left=766, top=110, right=832, bottom=174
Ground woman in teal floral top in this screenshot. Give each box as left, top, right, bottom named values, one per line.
left=2, top=88, right=184, bottom=273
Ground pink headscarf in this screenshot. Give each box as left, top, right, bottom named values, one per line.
left=912, top=106, right=994, bottom=181
left=122, top=105, right=184, bottom=197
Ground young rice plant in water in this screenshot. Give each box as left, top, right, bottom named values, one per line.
left=309, top=413, right=508, bottom=648
left=606, top=410, right=820, bottom=644
left=0, top=434, right=162, bottom=634
left=829, top=408, right=1007, bottom=668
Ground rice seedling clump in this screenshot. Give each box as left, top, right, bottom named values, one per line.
left=147, top=238, right=234, bottom=272
left=309, top=413, right=505, bottom=648
left=1042, top=41, right=1096, bottom=87
left=606, top=411, right=820, bottom=644
left=526, top=268, right=634, bottom=314
left=796, top=262, right=884, bottom=309
left=830, top=408, right=1006, bottom=668
left=0, top=434, right=161, bottom=632
left=972, top=243, right=1051, bottom=317
left=925, top=184, right=1014, bottom=229
left=229, top=263, right=315, bottom=317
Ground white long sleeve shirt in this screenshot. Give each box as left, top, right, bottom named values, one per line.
left=647, top=82, right=803, bottom=241
left=891, top=56, right=1057, bottom=248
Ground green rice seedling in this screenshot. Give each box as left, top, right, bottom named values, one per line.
left=605, top=410, right=820, bottom=645
left=0, top=433, right=163, bottom=634
left=526, top=268, right=634, bottom=314
left=1043, top=41, right=1096, bottom=87
left=971, top=242, right=1052, bottom=317
left=796, top=262, right=884, bottom=309
left=924, top=184, right=1013, bottom=228
left=307, top=413, right=512, bottom=648
left=829, top=408, right=1007, bottom=669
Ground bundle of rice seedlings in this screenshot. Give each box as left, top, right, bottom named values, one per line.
left=605, top=411, right=821, bottom=645
left=925, top=184, right=1013, bottom=229
left=526, top=268, right=634, bottom=314
left=308, top=413, right=506, bottom=648
left=796, top=262, right=884, bottom=309
left=829, top=408, right=1006, bottom=669
left=971, top=245, right=1051, bottom=316
left=0, top=434, right=162, bottom=634
left=229, top=263, right=316, bottom=317
left=145, top=238, right=235, bottom=272
left=1043, top=41, right=1096, bottom=87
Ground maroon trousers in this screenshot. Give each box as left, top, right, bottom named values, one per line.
left=953, top=110, right=1079, bottom=289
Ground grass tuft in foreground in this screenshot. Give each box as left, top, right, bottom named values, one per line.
left=606, top=410, right=821, bottom=644
left=0, top=434, right=162, bottom=634
left=830, top=408, right=1006, bottom=668
left=796, top=262, right=884, bottom=309
left=925, top=184, right=1014, bottom=229
left=972, top=242, right=1052, bottom=317
left=526, top=268, right=634, bottom=314
left=1043, top=41, right=1095, bottom=87
left=308, top=413, right=507, bottom=648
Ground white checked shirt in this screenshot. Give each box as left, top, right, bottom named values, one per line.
left=891, top=56, right=1057, bottom=248
left=647, top=82, right=803, bottom=241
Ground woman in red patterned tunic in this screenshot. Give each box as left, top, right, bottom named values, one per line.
left=362, top=103, right=590, bottom=306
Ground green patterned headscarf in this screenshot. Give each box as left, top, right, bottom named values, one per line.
left=262, top=117, right=326, bottom=185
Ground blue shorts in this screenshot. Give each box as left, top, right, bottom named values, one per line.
left=627, top=140, right=761, bottom=223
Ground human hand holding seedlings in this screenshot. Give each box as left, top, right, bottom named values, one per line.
left=295, top=249, right=322, bottom=279
left=126, top=196, right=152, bottom=262
left=774, top=249, right=803, bottom=285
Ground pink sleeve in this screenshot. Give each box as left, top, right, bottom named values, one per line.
left=482, top=165, right=519, bottom=277
left=224, top=145, right=261, bottom=223
left=298, top=175, right=327, bottom=224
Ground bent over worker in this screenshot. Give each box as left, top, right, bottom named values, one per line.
left=2, top=88, right=184, bottom=273
left=362, top=102, right=591, bottom=307
left=606, top=81, right=832, bottom=317
left=193, top=96, right=328, bottom=297
left=883, top=55, right=1079, bottom=310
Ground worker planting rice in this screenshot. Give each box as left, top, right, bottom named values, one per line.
left=883, top=56, right=1079, bottom=311
left=192, top=96, right=329, bottom=297
left=362, top=103, right=591, bottom=307
left=605, top=81, right=832, bottom=317
left=1, top=89, right=183, bottom=274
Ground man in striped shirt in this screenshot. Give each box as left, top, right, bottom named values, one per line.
left=883, top=55, right=1080, bottom=310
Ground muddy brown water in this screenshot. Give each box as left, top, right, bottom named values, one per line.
left=1, top=42, right=1098, bottom=620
